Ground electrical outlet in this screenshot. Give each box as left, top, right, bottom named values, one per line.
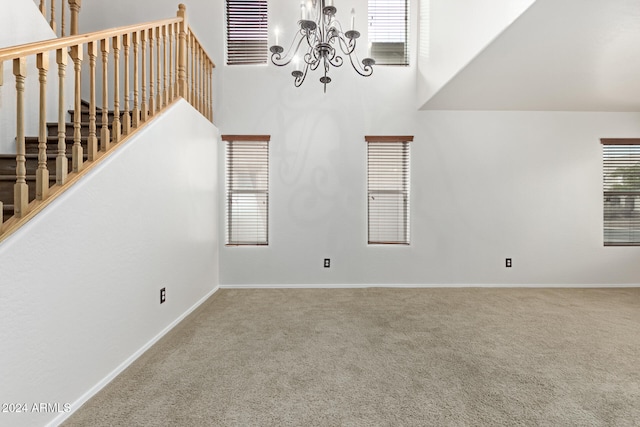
left=324, top=258, right=330, bottom=268
left=505, top=258, right=512, bottom=268
left=160, top=287, right=166, bottom=304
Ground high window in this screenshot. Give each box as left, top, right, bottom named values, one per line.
left=368, top=0, right=409, bottom=65
left=225, top=0, right=268, bottom=65
left=601, top=139, right=640, bottom=246
left=222, top=135, right=270, bottom=245
left=366, top=136, right=412, bottom=245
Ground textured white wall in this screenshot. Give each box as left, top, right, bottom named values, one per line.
left=0, top=0, right=74, bottom=153
left=214, top=1, right=640, bottom=286
left=0, top=100, right=219, bottom=427
left=417, top=0, right=535, bottom=108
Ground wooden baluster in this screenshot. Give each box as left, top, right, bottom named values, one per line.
left=173, top=24, right=180, bottom=98
left=61, top=0, right=66, bottom=37
left=199, top=47, right=204, bottom=114
left=177, top=4, right=187, bottom=99
left=50, top=0, right=56, bottom=34
left=56, top=49, right=68, bottom=185
left=0, top=62, right=3, bottom=86
left=123, top=33, right=131, bottom=135
left=168, top=23, right=174, bottom=102
left=190, top=34, right=195, bottom=105
left=112, top=35, right=122, bottom=144
left=71, top=44, right=83, bottom=172
left=196, top=46, right=201, bottom=113
left=87, top=41, right=98, bottom=161
left=39, top=0, right=46, bottom=15
left=194, top=44, right=199, bottom=112
left=162, top=25, right=168, bottom=106
left=36, top=53, right=49, bottom=201
left=148, top=28, right=155, bottom=117
left=13, top=58, right=28, bottom=218
left=140, top=30, right=148, bottom=122
left=68, top=0, right=81, bottom=36
left=156, top=27, right=162, bottom=110
left=100, top=39, right=110, bottom=151
left=132, top=31, right=140, bottom=128
left=207, top=61, right=212, bottom=121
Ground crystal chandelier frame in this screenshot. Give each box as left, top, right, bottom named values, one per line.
left=269, top=0, right=375, bottom=92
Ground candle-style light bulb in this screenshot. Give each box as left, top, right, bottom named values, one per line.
left=300, top=2, right=306, bottom=20
left=293, top=56, right=300, bottom=71
left=274, top=27, right=280, bottom=46
left=350, top=8, right=355, bottom=30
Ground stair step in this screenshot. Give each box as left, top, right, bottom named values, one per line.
left=2, top=203, right=14, bottom=223
left=0, top=154, right=85, bottom=175
left=24, top=136, right=93, bottom=154
left=46, top=122, right=113, bottom=137
left=0, top=175, right=57, bottom=209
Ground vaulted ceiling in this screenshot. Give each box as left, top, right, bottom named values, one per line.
left=422, top=0, right=640, bottom=111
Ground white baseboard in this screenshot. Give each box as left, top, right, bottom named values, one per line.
left=48, top=286, right=220, bottom=427
left=220, top=283, right=640, bottom=289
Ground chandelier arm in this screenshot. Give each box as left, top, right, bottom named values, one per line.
left=347, top=51, right=374, bottom=77
left=294, top=62, right=311, bottom=87
left=270, top=34, right=307, bottom=67
left=328, top=50, right=343, bottom=68
left=336, top=34, right=356, bottom=56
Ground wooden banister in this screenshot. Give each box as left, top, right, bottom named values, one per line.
left=0, top=4, right=215, bottom=241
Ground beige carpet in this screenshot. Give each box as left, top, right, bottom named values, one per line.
left=63, top=288, right=640, bottom=426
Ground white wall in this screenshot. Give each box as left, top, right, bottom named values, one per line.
left=0, top=0, right=74, bottom=153
left=215, top=2, right=640, bottom=286
left=417, top=0, right=535, bottom=109
left=0, top=100, right=219, bottom=427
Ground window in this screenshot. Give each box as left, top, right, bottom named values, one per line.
left=225, top=0, right=268, bottom=65
left=222, top=135, right=270, bottom=245
left=366, top=136, right=412, bottom=244
left=601, top=139, right=640, bottom=246
left=368, top=0, right=409, bottom=65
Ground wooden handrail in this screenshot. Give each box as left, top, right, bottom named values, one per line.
left=0, top=3, right=215, bottom=240
left=0, top=17, right=182, bottom=62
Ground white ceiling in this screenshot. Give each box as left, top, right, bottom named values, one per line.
left=422, top=0, right=640, bottom=111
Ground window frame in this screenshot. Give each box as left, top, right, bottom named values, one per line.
left=601, top=138, right=640, bottom=246
left=366, top=135, right=413, bottom=245
left=222, top=134, right=271, bottom=246
left=368, top=0, right=410, bottom=66
left=225, top=0, right=269, bottom=66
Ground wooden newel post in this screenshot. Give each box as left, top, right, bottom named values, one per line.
left=68, top=0, right=82, bottom=36
left=13, top=58, right=28, bottom=218
left=177, top=4, right=188, bottom=99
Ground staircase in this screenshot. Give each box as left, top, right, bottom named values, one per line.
left=0, top=101, right=119, bottom=222
left=0, top=3, right=214, bottom=241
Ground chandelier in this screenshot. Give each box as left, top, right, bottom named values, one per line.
left=269, top=0, right=375, bottom=92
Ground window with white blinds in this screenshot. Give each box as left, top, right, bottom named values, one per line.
left=368, top=0, right=409, bottom=65
left=602, top=139, right=640, bottom=246
left=367, top=136, right=412, bottom=245
left=226, top=0, right=268, bottom=65
left=222, top=135, right=270, bottom=246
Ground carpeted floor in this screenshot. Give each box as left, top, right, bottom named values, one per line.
left=63, top=288, right=640, bottom=426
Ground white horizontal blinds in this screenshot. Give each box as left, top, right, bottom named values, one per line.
left=602, top=140, right=640, bottom=246
left=225, top=137, right=269, bottom=245
left=367, top=137, right=411, bottom=244
left=226, top=0, right=268, bottom=65
left=368, top=0, right=409, bottom=65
